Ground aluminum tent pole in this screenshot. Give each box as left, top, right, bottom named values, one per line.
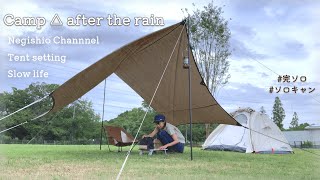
left=187, top=16, right=193, bottom=160
left=100, top=79, right=107, bottom=150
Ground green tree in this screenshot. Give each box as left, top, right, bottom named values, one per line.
left=45, top=100, right=100, bottom=141
left=288, top=123, right=309, bottom=131
left=0, top=93, right=6, bottom=118
left=141, top=100, right=156, bottom=114
left=272, top=97, right=285, bottom=130
left=183, top=2, right=232, bottom=137
left=183, top=2, right=231, bottom=95
left=259, top=106, right=266, bottom=114
left=290, top=112, right=299, bottom=129
left=0, top=82, right=101, bottom=142
left=1, top=82, right=57, bottom=140
left=0, top=93, right=6, bottom=137
left=106, top=107, right=155, bottom=137
left=178, top=123, right=218, bottom=143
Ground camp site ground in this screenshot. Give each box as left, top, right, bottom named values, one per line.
left=0, top=144, right=319, bottom=179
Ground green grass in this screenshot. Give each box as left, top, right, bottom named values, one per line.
left=0, top=144, right=319, bottom=180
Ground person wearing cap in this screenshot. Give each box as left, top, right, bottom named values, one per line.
left=142, top=114, right=185, bottom=153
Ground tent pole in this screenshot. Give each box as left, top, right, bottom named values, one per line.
left=187, top=16, right=193, bottom=161
left=72, top=105, right=76, bottom=143
left=100, top=79, right=107, bottom=150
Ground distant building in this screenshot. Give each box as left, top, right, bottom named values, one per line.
left=283, top=125, right=320, bottom=148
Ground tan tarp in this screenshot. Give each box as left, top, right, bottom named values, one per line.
left=50, top=21, right=238, bottom=126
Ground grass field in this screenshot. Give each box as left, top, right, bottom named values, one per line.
left=0, top=144, right=319, bottom=180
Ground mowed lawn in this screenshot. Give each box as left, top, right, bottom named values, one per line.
left=0, top=144, right=319, bottom=180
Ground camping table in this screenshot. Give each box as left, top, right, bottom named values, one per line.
left=139, top=149, right=168, bottom=155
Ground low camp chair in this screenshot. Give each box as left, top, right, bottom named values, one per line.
left=104, top=126, right=138, bottom=152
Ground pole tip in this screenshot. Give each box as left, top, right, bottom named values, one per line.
left=180, top=19, right=187, bottom=25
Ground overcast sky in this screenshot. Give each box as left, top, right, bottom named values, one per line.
left=1, top=0, right=319, bottom=128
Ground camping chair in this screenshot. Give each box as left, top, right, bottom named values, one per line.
left=104, top=126, right=138, bottom=152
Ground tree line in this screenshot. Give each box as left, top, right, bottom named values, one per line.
left=0, top=83, right=216, bottom=144
left=0, top=83, right=311, bottom=144
left=261, top=97, right=309, bottom=131
left=0, top=82, right=101, bottom=143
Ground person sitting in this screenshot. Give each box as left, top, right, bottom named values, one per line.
left=142, top=114, right=185, bottom=153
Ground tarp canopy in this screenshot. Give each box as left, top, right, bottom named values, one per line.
left=49, top=20, right=238, bottom=126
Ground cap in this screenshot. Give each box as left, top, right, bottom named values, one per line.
left=154, top=114, right=165, bottom=122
